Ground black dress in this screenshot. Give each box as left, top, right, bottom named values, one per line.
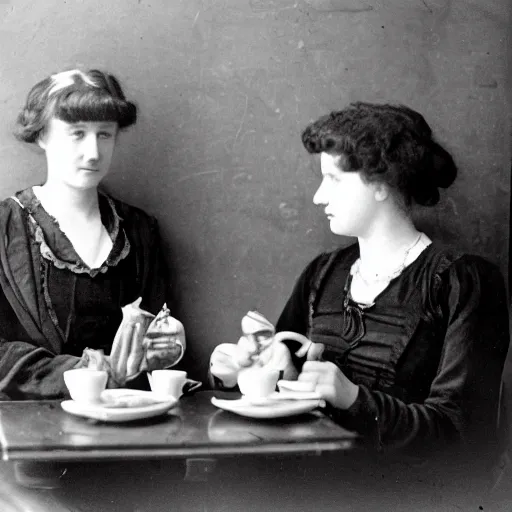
left=276, top=243, right=509, bottom=456
left=0, top=187, right=169, bottom=399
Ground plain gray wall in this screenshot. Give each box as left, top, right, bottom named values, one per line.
left=0, top=0, right=510, bottom=382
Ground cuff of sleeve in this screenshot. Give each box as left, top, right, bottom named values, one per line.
left=325, top=385, right=382, bottom=449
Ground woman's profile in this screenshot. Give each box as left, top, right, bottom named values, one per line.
left=210, top=102, right=509, bottom=481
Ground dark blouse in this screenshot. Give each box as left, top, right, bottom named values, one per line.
left=276, top=243, right=509, bottom=454
left=0, top=187, right=168, bottom=399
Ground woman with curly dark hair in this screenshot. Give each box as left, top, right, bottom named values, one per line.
left=211, top=102, right=509, bottom=473
left=0, top=69, right=177, bottom=399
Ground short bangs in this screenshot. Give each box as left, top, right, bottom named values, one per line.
left=49, top=85, right=136, bottom=128
left=14, top=69, right=137, bottom=143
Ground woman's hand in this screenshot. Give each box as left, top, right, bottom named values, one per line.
left=108, top=321, right=145, bottom=386
left=209, top=343, right=242, bottom=388
left=210, top=335, right=299, bottom=388
left=298, top=360, right=359, bottom=410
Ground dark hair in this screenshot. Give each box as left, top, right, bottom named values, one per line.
left=301, top=102, right=457, bottom=206
left=14, top=69, right=137, bottom=143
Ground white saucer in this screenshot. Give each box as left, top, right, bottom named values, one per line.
left=61, top=389, right=177, bottom=422
left=211, top=396, right=323, bottom=419
left=238, top=391, right=322, bottom=406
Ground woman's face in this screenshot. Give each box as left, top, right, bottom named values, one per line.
left=313, top=152, right=381, bottom=238
left=38, top=117, right=118, bottom=190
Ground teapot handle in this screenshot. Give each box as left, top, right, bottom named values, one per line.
left=273, top=331, right=312, bottom=358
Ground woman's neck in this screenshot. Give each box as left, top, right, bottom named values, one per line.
left=34, top=182, right=100, bottom=222
left=357, top=214, right=420, bottom=270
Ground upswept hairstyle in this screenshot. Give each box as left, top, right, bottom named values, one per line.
left=14, top=69, right=137, bottom=143
left=301, top=102, right=457, bottom=206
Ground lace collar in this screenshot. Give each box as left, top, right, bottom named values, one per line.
left=13, top=187, right=131, bottom=277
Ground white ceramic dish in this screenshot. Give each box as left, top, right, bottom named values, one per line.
left=61, top=389, right=177, bottom=422
left=211, top=396, right=323, bottom=419
left=237, top=391, right=322, bottom=405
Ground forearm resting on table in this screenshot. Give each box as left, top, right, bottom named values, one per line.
left=0, top=341, right=80, bottom=399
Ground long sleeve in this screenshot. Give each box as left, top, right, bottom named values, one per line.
left=0, top=286, right=80, bottom=399
left=0, top=194, right=172, bottom=399
left=329, top=255, right=509, bottom=453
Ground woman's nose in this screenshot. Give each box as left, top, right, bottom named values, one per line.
left=313, top=182, right=327, bottom=205
left=83, top=134, right=99, bottom=161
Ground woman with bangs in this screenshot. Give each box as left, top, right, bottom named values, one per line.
left=210, top=102, right=509, bottom=485
left=0, top=69, right=172, bottom=399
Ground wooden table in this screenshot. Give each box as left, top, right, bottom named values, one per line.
left=0, top=391, right=357, bottom=462
left=0, top=393, right=492, bottom=511
left=0, top=391, right=360, bottom=511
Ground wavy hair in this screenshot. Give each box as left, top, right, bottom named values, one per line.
left=14, top=69, right=137, bottom=143
left=302, top=102, right=457, bottom=206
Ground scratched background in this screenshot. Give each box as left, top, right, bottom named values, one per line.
left=0, top=1, right=511, bottom=509
left=0, top=0, right=510, bottom=386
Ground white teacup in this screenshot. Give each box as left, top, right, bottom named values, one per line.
left=237, top=367, right=280, bottom=399
left=63, top=369, right=108, bottom=404
left=148, top=370, right=188, bottom=399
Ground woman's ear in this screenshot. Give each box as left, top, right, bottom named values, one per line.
left=374, top=183, right=389, bottom=202
left=36, top=130, right=47, bottom=150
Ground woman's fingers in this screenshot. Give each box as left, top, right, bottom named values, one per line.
left=298, top=360, right=335, bottom=386
left=315, top=383, right=336, bottom=403
left=211, top=346, right=241, bottom=372
left=298, top=360, right=359, bottom=410
left=301, top=360, right=333, bottom=372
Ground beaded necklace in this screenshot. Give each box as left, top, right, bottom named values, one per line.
left=353, top=232, right=423, bottom=286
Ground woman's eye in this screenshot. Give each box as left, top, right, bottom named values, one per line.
left=71, top=131, right=85, bottom=139
left=98, top=132, right=113, bottom=140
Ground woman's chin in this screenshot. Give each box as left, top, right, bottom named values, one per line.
left=328, top=221, right=348, bottom=237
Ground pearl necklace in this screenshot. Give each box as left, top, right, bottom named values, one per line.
left=353, top=233, right=423, bottom=285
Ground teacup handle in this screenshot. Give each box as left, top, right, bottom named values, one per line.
left=273, top=331, right=312, bottom=358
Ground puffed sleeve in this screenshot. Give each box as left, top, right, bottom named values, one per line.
left=327, top=255, right=509, bottom=454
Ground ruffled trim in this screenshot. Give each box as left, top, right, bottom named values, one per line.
left=14, top=188, right=131, bottom=278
